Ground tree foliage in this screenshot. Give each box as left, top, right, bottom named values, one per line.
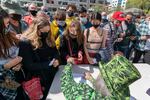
left=91, top=4, right=109, bottom=13
left=126, top=0, right=150, bottom=14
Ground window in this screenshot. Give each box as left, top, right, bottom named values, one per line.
left=58, top=1, right=62, bottom=4
left=80, top=0, right=87, bottom=2
left=62, top=2, right=68, bottom=5
left=90, top=0, right=96, bottom=3
left=47, top=0, right=54, bottom=4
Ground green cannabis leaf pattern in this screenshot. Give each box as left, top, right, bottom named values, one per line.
left=61, top=55, right=141, bottom=100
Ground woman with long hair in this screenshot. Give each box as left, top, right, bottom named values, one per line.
left=60, top=20, right=84, bottom=64
left=84, top=12, right=108, bottom=64
left=0, top=9, right=23, bottom=100
left=20, top=17, right=60, bottom=100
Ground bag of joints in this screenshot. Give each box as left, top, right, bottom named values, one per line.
left=60, top=55, right=141, bottom=100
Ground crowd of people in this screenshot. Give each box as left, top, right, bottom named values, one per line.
left=0, top=0, right=150, bottom=100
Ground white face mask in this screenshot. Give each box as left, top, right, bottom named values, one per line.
left=80, top=17, right=88, bottom=24
left=57, top=21, right=66, bottom=27
left=102, top=16, right=107, bottom=20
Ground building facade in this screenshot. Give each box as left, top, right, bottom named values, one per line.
left=19, top=0, right=107, bottom=13
left=110, top=0, right=127, bottom=10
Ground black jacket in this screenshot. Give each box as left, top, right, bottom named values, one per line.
left=16, top=40, right=59, bottom=83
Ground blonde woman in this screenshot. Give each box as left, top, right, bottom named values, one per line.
left=60, top=21, right=84, bottom=64
left=20, top=17, right=60, bottom=100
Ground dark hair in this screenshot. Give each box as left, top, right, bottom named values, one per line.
left=9, top=14, right=22, bottom=21
left=0, top=9, right=19, bottom=58
left=141, top=13, right=146, bottom=17
left=136, top=15, right=141, bottom=19
left=126, top=12, right=133, bottom=16
left=53, top=10, right=66, bottom=20
left=89, top=12, right=102, bottom=21
left=78, top=6, right=87, bottom=13
left=66, top=4, right=77, bottom=12
left=0, top=9, right=9, bottom=35
left=136, top=13, right=146, bottom=19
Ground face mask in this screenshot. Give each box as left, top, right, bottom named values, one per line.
left=80, top=17, right=88, bottom=24
left=57, top=21, right=66, bottom=27
left=30, top=10, right=37, bottom=17
left=102, top=16, right=107, bottom=20
left=140, top=19, right=145, bottom=23
left=43, top=9, right=48, bottom=12
left=10, top=14, right=22, bottom=21
left=40, top=32, right=48, bottom=39
left=67, top=11, right=74, bottom=17
left=92, top=24, right=100, bottom=28
left=69, top=32, right=77, bottom=38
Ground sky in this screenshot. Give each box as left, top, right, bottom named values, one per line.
left=107, top=0, right=112, bottom=3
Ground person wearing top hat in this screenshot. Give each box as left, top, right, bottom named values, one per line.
left=1, top=0, right=28, bottom=37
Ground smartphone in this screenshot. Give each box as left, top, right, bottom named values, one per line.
left=49, top=59, right=55, bottom=66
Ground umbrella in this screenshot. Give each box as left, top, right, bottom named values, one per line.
left=124, top=8, right=144, bottom=15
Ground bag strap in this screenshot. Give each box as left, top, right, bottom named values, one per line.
left=100, top=28, right=104, bottom=36
left=86, top=28, right=90, bottom=43
left=55, top=28, right=63, bottom=40
left=21, top=68, right=26, bottom=79
left=100, top=29, right=104, bottom=48
left=109, top=23, right=113, bottom=37
left=67, top=39, right=73, bottom=57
